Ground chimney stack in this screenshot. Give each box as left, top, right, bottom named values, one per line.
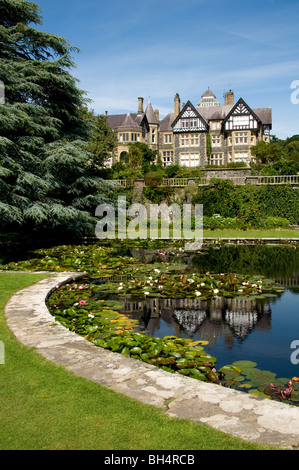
left=174, top=93, right=181, bottom=118
left=138, top=96, right=144, bottom=113
left=225, top=89, right=234, bottom=106
left=154, top=109, right=159, bottom=121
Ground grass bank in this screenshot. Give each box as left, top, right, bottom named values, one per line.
left=203, top=229, right=298, bottom=239
left=0, top=273, right=276, bottom=450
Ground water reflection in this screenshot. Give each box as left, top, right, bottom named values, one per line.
left=120, top=295, right=272, bottom=343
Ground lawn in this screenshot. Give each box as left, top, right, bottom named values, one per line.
left=203, top=229, right=298, bottom=239
left=0, top=272, right=277, bottom=450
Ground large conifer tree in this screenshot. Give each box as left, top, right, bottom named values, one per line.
left=0, top=0, right=114, bottom=238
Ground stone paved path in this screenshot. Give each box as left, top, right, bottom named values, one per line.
left=4, top=272, right=299, bottom=449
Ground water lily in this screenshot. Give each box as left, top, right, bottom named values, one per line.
left=213, top=289, right=219, bottom=294
left=79, top=300, right=86, bottom=305
left=195, top=291, right=201, bottom=296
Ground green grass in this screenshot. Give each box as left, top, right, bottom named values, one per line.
left=203, top=229, right=299, bottom=239
left=0, top=273, right=277, bottom=450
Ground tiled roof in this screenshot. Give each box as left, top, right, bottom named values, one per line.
left=253, top=108, right=272, bottom=125
left=201, top=88, right=216, bottom=98
left=159, top=112, right=175, bottom=131
left=145, top=101, right=159, bottom=124
left=107, top=113, right=145, bottom=128
left=198, top=105, right=234, bottom=121
left=198, top=104, right=272, bottom=125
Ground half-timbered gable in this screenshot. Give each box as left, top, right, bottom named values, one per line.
left=222, top=98, right=261, bottom=132
left=171, top=101, right=209, bottom=133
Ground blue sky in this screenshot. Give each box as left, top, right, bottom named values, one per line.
left=35, top=0, right=299, bottom=139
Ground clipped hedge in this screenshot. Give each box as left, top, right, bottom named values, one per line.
left=193, top=181, right=299, bottom=224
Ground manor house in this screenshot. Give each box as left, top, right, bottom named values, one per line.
left=106, top=88, right=272, bottom=168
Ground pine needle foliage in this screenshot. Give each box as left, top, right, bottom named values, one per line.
left=0, top=0, right=114, bottom=239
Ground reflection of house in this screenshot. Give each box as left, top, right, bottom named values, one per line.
left=106, top=89, right=272, bottom=167
left=173, top=310, right=206, bottom=336
left=120, top=296, right=271, bottom=341
left=225, top=310, right=258, bottom=340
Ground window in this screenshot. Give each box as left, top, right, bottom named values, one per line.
left=210, top=153, right=223, bottom=166
left=180, top=153, right=200, bottom=167
left=180, top=134, right=199, bottom=147
left=211, top=122, right=221, bottom=130
left=119, top=133, right=129, bottom=142
left=190, top=134, right=199, bottom=146
left=234, top=152, right=248, bottom=162
left=164, top=134, right=172, bottom=144
left=151, top=129, right=156, bottom=144
left=131, top=133, right=140, bottom=142
left=212, top=135, right=221, bottom=147
left=181, top=135, right=189, bottom=146
left=234, top=132, right=248, bottom=144
left=233, top=115, right=250, bottom=127
left=189, top=119, right=199, bottom=128
left=181, top=118, right=199, bottom=129
left=162, top=151, right=173, bottom=166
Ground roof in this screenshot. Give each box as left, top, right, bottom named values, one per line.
left=253, top=108, right=272, bottom=125
left=198, top=102, right=272, bottom=126
left=201, top=88, right=216, bottom=98
left=106, top=113, right=148, bottom=129
left=145, top=101, right=159, bottom=125
left=159, top=112, right=175, bottom=131
left=198, top=104, right=234, bottom=121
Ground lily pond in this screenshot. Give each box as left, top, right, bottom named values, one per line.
left=1, top=239, right=299, bottom=404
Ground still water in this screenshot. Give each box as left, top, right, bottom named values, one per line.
left=119, top=243, right=299, bottom=380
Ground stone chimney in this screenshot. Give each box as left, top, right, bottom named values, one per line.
left=138, top=96, right=144, bottom=113
left=154, top=109, right=159, bottom=121
left=174, top=93, right=181, bottom=118
left=225, top=89, right=234, bottom=106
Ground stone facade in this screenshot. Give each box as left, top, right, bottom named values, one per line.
left=106, top=88, right=272, bottom=168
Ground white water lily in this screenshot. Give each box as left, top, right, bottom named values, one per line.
left=213, top=289, right=219, bottom=294
left=195, top=291, right=202, bottom=296
left=154, top=269, right=160, bottom=273
left=144, top=291, right=150, bottom=296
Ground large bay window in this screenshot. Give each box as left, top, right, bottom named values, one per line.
left=234, top=152, right=248, bottom=162
left=180, top=153, right=200, bottom=167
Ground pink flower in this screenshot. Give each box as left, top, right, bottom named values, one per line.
left=269, top=383, right=275, bottom=388
left=79, top=300, right=86, bottom=305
